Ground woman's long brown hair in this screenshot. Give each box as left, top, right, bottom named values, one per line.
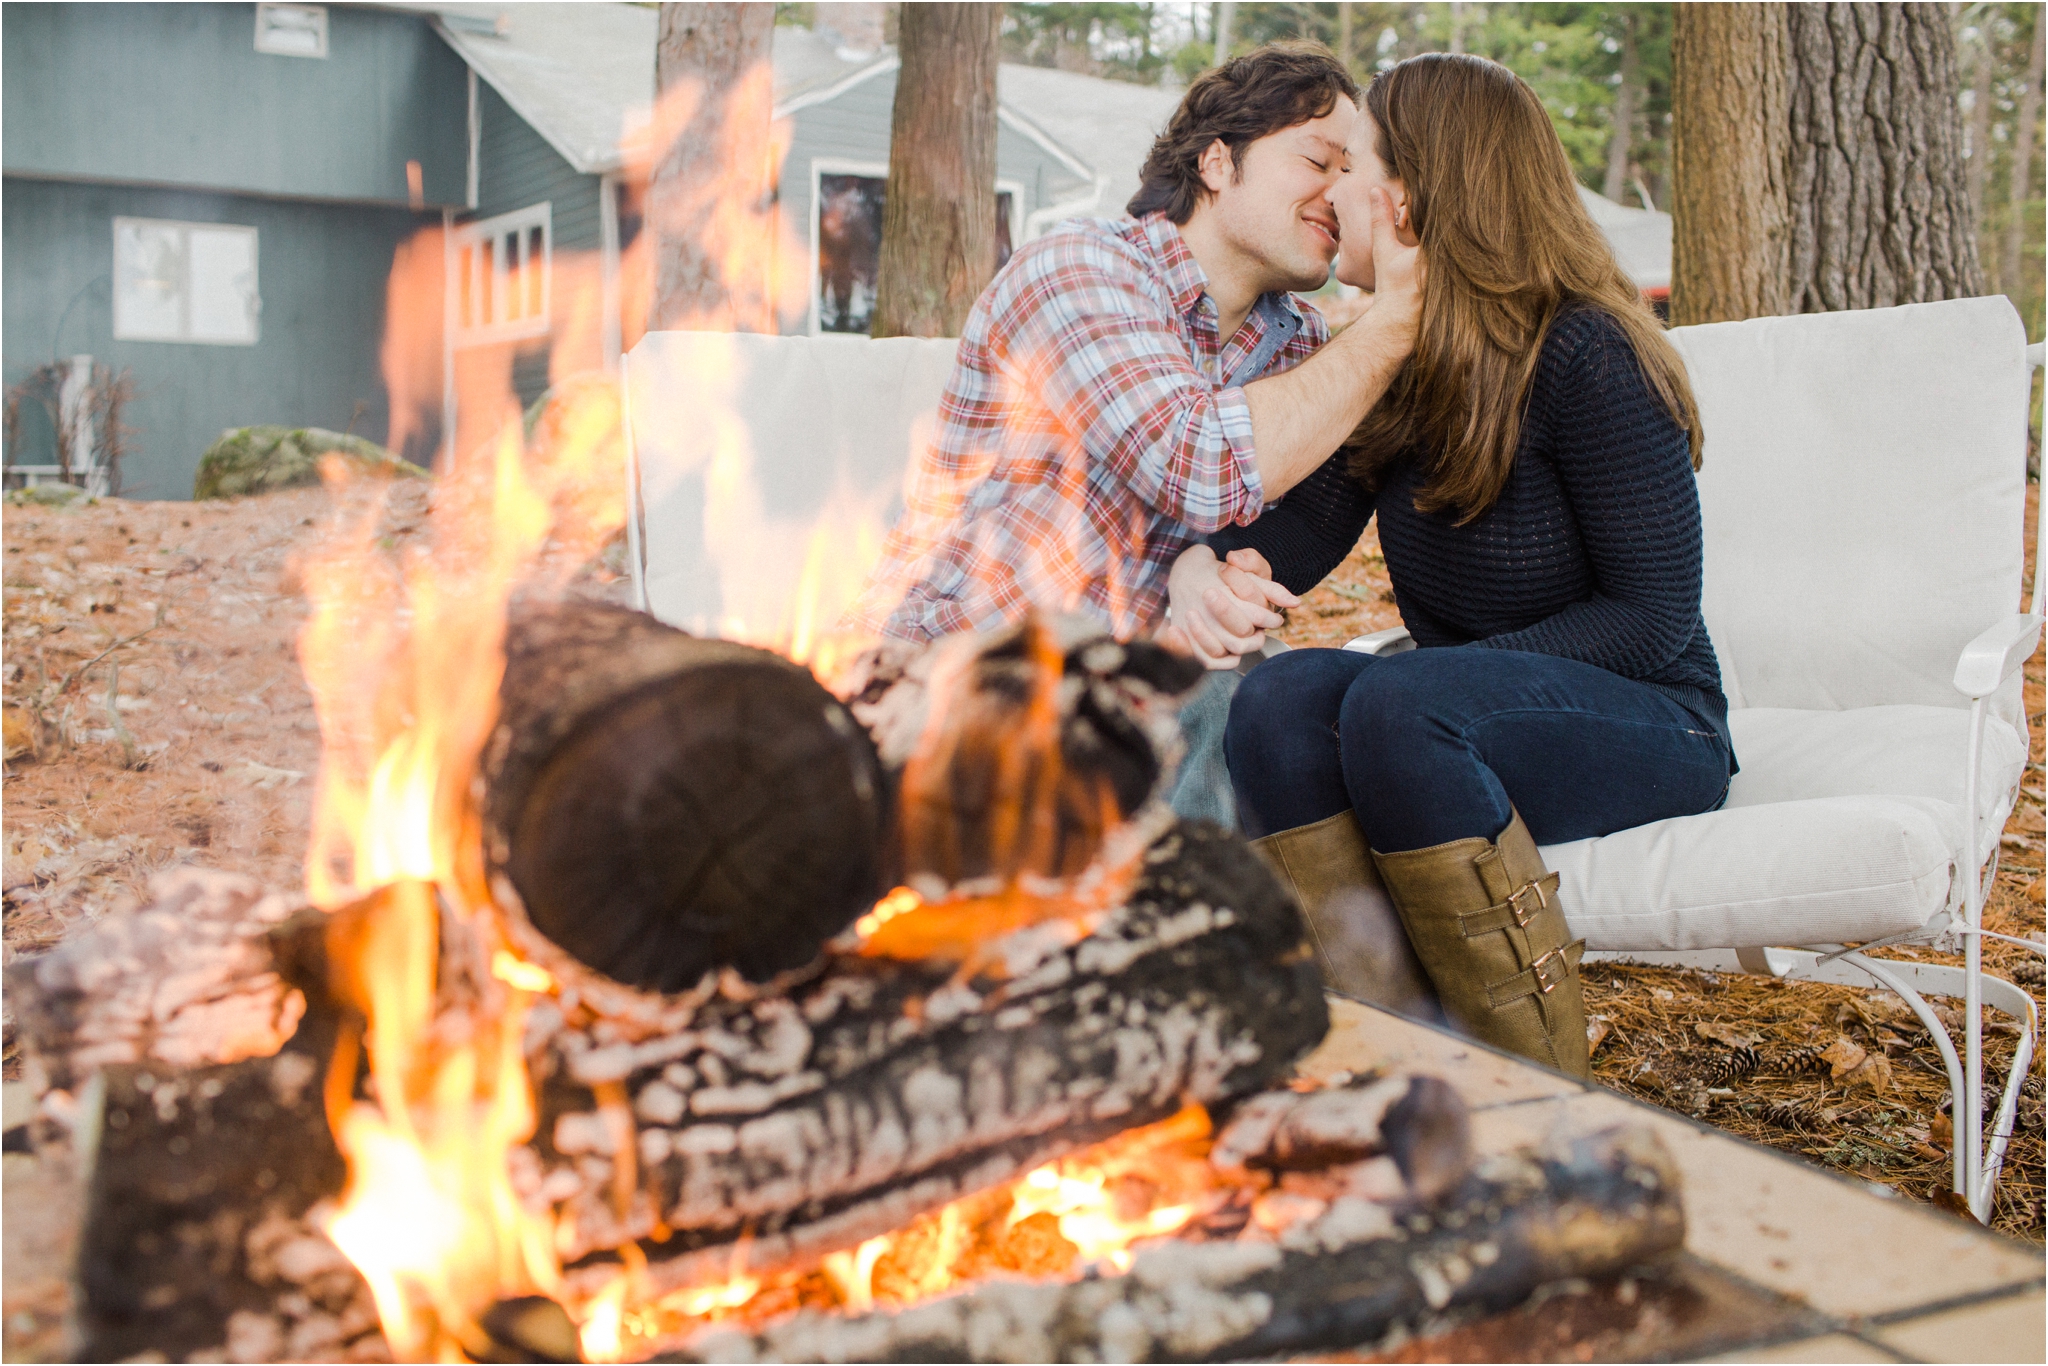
left=1348, top=54, right=1703, bottom=523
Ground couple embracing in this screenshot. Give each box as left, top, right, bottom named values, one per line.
left=848, top=44, right=1737, bottom=1081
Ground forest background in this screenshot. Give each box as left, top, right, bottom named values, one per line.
left=777, top=0, right=2045, bottom=351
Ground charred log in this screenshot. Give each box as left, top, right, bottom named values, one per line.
left=2, top=867, right=306, bottom=1095
left=61, top=822, right=1326, bottom=1358
left=663, top=1125, right=1687, bottom=1364
left=484, top=603, right=887, bottom=993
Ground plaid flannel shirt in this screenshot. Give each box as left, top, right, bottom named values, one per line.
left=846, top=212, right=1328, bottom=643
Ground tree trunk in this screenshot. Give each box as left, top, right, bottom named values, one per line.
left=1603, top=9, right=1641, bottom=205
left=870, top=4, right=1002, bottom=340
left=1670, top=4, right=1791, bottom=325
left=649, top=3, right=779, bottom=332
left=1783, top=4, right=1985, bottom=312
left=2001, top=16, right=2045, bottom=301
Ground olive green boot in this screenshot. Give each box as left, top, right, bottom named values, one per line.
left=1371, top=810, right=1590, bottom=1078
left=1251, top=812, right=1442, bottom=1022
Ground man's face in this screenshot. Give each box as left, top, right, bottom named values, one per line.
left=1198, top=98, right=1356, bottom=293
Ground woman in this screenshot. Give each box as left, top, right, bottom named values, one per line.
left=1176, top=54, right=1733, bottom=1077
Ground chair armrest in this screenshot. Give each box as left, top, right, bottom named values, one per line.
left=1343, top=626, right=1415, bottom=656
left=1952, top=613, right=2045, bottom=699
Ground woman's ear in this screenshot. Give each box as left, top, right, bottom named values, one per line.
left=1197, top=138, right=1234, bottom=194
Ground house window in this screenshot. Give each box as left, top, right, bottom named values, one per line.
left=254, top=3, right=328, bottom=58
left=453, top=204, right=551, bottom=346
left=112, top=218, right=261, bottom=345
left=814, top=172, right=1015, bottom=336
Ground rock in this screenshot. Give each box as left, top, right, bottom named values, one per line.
left=192, top=427, right=426, bottom=500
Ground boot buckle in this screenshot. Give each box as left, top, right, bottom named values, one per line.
left=1529, top=946, right=1569, bottom=994
left=1506, top=878, right=1549, bottom=927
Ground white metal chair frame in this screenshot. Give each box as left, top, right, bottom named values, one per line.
left=1342, top=341, right=2046, bottom=1223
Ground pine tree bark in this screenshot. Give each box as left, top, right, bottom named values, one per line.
left=1783, top=4, right=1985, bottom=312
left=1603, top=10, right=1640, bottom=205
left=1673, top=3, right=1986, bottom=326
left=2000, top=17, right=2044, bottom=299
left=871, top=3, right=1002, bottom=339
left=1670, top=4, right=1791, bottom=325
left=649, top=3, right=779, bottom=332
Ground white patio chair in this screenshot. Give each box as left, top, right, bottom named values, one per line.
left=620, top=332, right=958, bottom=640
left=1349, top=297, right=2043, bottom=1220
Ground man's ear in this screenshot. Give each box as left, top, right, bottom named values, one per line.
left=1197, top=138, right=1234, bottom=195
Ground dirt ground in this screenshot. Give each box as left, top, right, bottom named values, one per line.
left=0, top=483, right=2041, bottom=1357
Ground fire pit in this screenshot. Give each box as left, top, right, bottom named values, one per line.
left=6, top=422, right=1688, bottom=1363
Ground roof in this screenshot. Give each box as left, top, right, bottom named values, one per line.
left=996, top=65, right=1181, bottom=219
left=414, top=3, right=1123, bottom=192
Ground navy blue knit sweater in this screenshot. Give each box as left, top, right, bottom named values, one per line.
left=1212, top=302, right=1733, bottom=754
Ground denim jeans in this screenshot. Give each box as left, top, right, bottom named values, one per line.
left=1167, top=669, right=1242, bottom=828
left=1225, top=646, right=1733, bottom=852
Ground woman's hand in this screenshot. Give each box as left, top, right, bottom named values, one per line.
left=1159, top=544, right=1300, bottom=670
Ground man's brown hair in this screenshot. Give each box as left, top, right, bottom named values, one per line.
left=1128, top=42, right=1362, bottom=223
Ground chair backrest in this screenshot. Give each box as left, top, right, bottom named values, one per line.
left=1666, top=297, right=2031, bottom=728
left=624, top=331, right=958, bottom=641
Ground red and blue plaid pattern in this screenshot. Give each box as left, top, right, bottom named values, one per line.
left=846, top=213, right=1327, bottom=643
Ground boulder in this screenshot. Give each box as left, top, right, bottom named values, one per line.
left=192, top=427, right=426, bottom=500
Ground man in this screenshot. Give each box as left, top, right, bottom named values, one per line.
left=847, top=41, right=1422, bottom=820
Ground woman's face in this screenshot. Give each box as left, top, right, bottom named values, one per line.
left=1328, top=110, right=1408, bottom=290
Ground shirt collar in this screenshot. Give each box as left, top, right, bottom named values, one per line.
left=1137, top=213, right=1309, bottom=330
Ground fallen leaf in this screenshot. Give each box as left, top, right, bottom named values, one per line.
left=239, top=761, right=305, bottom=790
left=1843, top=1051, right=1893, bottom=1094
left=1930, top=1112, right=1954, bottom=1148
left=1819, top=1036, right=1868, bottom=1078
left=1587, top=1016, right=1612, bottom=1054
left=1696, top=1021, right=1762, bottom=1048
left=2, top=708, right=35, bottom=762
left=1912, top=1142, right=1946, bottom=1162
left=1651, top=987, right=1675, bottom=1003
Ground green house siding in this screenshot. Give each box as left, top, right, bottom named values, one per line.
left=469, top=81, right=603, bottom=409
left=473, top=82, right=601, bottom=251
left=3, top=177, right=432, bottom=499
left=2, top=3, right=467, bottom=207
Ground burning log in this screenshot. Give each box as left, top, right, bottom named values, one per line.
left=51, top=819, right=1328, bottom=1360
left=483, top=603, right=889, bottom=994
left=664, top=1125, right=1686, bottom=1364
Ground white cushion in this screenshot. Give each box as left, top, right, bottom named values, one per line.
left=1546, top=795, right=1959, bottom=952
left=1669, top=297, right=2032, bottom=733
left=1544, top=704, right=2025, bottom=952
left=1726, top=705, right=2025, bottom=866
left=624, top=331, right=958, bottom=636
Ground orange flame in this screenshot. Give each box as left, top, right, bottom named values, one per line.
left=297, top=371, right=625, bottom=1357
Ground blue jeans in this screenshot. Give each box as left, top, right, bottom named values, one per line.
left=1225, top=646, right=1733, bottom=852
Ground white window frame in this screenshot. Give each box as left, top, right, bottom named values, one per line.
left=452, top=203, right=552, bottom=347
left=254, top=3, right=329, bottom=58
left=995, top=177, right=1025, bottom=254
left=112, top=217, right=261, bottom=346
left=807, top=164, right=1024, bottom=337
left=809, top=158, right=890, bottom=338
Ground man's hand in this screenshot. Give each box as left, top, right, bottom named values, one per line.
left=1159, top=544, right=1300, bottom=670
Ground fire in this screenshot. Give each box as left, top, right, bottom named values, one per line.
left=297, top=370, right=625, bottom=1356
left=574, top=1104, right=1228, bottom=1362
